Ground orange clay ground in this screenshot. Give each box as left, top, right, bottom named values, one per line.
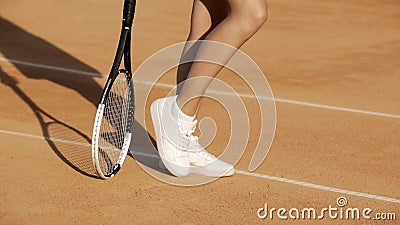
left=1, top=0, right=399, bottom=224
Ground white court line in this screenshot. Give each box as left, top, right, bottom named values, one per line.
left=134, top=80, right=400, bottom=119
left=1, top=128, right=399, bottom=204
left=234, top=170, right=400, bottom=204
left=1, top=57, right=399, bottom=119
left=0, top=58, right=103, bottom=77
left=0, top=129, right=91, bottom=147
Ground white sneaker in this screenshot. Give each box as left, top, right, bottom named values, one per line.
left=174, top=108, right=234, bottom=177
left=187, top=129, right=235, bottom=177
left=150, top=96, right=190, bottom=177
left=151, top=95, right=234, bottom=178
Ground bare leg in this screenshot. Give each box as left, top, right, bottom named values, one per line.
left=177, top=0, right=268, bottom=116
left=176, top=0, right=229, bottom=94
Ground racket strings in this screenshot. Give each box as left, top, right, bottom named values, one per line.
left=98, top=75, right=132, bottom=174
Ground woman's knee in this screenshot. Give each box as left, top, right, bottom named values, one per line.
left=244, top=5, right=268, bottom=32
left=253, top=6, right=268, bottom=27
left=231, top=0, right=268, bottom=36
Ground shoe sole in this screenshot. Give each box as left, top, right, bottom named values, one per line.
left=190, top=166, right=235, bottom=177
left=150, top=98, right=189, bottom=177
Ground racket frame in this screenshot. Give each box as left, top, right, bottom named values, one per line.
left=92, top=0, right=136, bottom=179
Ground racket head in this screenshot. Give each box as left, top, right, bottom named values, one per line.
left=92, top=70, right=134, bottom=179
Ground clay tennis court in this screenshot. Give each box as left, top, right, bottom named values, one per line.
left=1, top=0, right=399, bottom=224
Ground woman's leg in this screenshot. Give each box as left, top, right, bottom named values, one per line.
left=176, top=0, right=229, bottom=93
left=177, top=0, right=268, bottom=116
left=149, top=0, right=268, bottom=177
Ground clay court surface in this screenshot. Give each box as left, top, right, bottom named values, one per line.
left=1, top=0, right=399, bottom=224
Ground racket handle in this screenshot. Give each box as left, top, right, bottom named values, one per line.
left=123, top=0, right=136, bottom=27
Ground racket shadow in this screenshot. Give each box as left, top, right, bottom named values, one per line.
left=0, top=67, right=98, bottom=178
left=0, top=18, right=105, bottom=178
left=46, top=122, right=98, bottom=178
left=0, top=18, right=170, bottom=178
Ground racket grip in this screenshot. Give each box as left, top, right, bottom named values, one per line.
left=123, top=0, right=136, bottom=27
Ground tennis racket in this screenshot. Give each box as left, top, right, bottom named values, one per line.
left=92, top=0, right=137, bottom=179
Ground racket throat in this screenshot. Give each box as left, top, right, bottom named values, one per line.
left=118, top=69, right=132, bottom=79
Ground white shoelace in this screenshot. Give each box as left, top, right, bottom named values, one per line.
left=177, top=121, right=216, bottom=160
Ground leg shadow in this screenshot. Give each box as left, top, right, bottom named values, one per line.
left=129, top=120, right=173, bottom=176
left=0, top=17, right=101, bottom=106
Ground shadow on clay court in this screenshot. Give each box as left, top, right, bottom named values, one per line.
left=0, top=67, right=99, bottom=178
left=0, top=17, right=169, bottom=178
left=0, top=17, right=102, bottom=107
